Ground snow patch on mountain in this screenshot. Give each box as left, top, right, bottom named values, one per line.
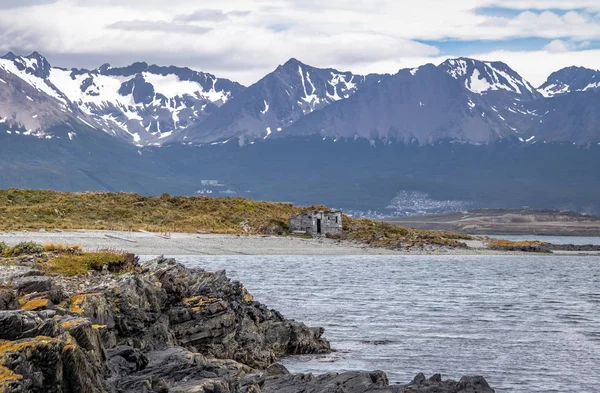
left=442, top=58, right=539, bottom=98
left=0, top=58, right=66, bottom=105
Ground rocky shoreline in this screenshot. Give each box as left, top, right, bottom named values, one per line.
left=0, top=254, right=495, bottom=393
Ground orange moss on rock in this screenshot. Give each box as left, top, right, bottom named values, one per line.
left=21, top=298, right=50, bottom=311
left=68, top=293, right=101, bottom=315
left=184, top=296, right=220, bottom=308
left=0, top=365, right=22, bottom=383
left=60, top=319, right=87, bottom=330
left=0, top=336, right=63, bottom=355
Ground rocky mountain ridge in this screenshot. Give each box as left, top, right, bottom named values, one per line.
left=1, top=51, right=599, bottom=146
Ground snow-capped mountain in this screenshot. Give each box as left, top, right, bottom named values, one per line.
left=0, top=52, right=89, bottom=140
left=176, top=58, right=385, bottom=144
left=1, top=51, right=599, bottom=147
left=439, top=58, right=541, bottom=100
left=0, top=52, right=244, bottom=144
left=539, top=66, right=600, bottom=97
left=49, top=62, right=244, bottom=144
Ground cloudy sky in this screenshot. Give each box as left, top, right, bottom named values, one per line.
left=1, top=0, right=599, bottom=86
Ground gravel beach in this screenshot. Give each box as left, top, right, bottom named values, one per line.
left=0, top=230, right=530, bottom=256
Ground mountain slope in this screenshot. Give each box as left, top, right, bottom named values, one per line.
left=529, top=90, right=600, bottom=143
left=539, top=66, right=600, bottom=97
left=176, top=58, right=384, bottom=144
left=282, top=59, right=545, bottom=144
left=0, top=52, right=90, bottom=138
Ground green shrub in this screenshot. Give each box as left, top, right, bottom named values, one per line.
left=0, top=241, right=6, bottom=255
left=3, top=241, right=45, bottom=257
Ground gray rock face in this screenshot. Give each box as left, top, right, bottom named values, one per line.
left=0, top=289, right=19, bottom=310
left=12, top=276, right=52, bottom=295
left=0, top=256, right=495, bottom=393
left=0, top=310, right=61, bottom=340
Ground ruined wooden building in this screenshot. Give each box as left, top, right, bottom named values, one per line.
left=289, top=210, right=343, bottom=237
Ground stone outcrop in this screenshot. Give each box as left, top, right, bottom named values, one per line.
left=0, top=256, right=495, bottom=393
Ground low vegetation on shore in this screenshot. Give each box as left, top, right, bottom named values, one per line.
left=0, top=189, right=471, bottom=248
left=334, top=218, right=472, bottom=247
left=0, top=240, right=138, bottom=276
left=487, top=239, right=550, bottom=252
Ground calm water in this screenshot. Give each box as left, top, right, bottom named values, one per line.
left=173, top=254, right=600, bottom=393
left=488, top=235, right=600, bottom=246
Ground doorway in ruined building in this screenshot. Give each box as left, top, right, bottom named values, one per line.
left=317, top=219, right=322, bottom=234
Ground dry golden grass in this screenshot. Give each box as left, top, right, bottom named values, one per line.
left=43, top=243, right=81, bottom=253
left=488, top=239, right=548, bottom=248
left=0, top=189, right=307, bottom=234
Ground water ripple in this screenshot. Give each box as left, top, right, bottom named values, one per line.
left=179, top=254, right=600, bottom=393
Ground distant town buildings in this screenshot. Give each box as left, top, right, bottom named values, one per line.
left=196, top=180, right=238, bottom=196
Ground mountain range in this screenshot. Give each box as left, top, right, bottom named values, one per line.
left=1, top=52, right=600, bottom=215
left=1, top=52, right=599, bottom=147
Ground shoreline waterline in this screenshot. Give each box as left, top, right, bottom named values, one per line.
left=2, top=230, right=599, bottom=256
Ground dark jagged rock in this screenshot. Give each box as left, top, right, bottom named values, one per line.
left=546, top=244, right=600, bottom=252
left=402, top=372, right=495, bottom=393
left=0, top=256, right=496, bottom=393
left=0, top=289, right=19, bottom=310
left=11, top=276, right=52, bottom=295
left=240, top=372, right=495, bottom=393
left=0, top=310, right=61, bottom=340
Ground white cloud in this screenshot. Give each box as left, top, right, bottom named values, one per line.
left=544, top=39, right=570, bottom=53
left=0, top=0, right=598, bottom=85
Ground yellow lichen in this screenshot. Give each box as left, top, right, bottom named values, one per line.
left=242, top=289, right=254, bottom=303
left=68, top=293, right=100, bottom=314
left=0, top=365, right=22, bottom=383
left=60, top=319, right=87, bottom=330
left=92, top=324, right=107, bottom=330
left=0, top=336, right=61, bottom=354
left=21, top=298, right=50, bottom=311
left=183, top=296, right=219, bottom=308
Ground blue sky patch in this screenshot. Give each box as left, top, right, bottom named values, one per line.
left=475, top=7, right=591, bottom=18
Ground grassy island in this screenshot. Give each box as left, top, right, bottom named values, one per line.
left=0, top=189, right=471, bottom=248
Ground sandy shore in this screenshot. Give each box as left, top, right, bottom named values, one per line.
left=0, top=230, right=520, bottom=256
